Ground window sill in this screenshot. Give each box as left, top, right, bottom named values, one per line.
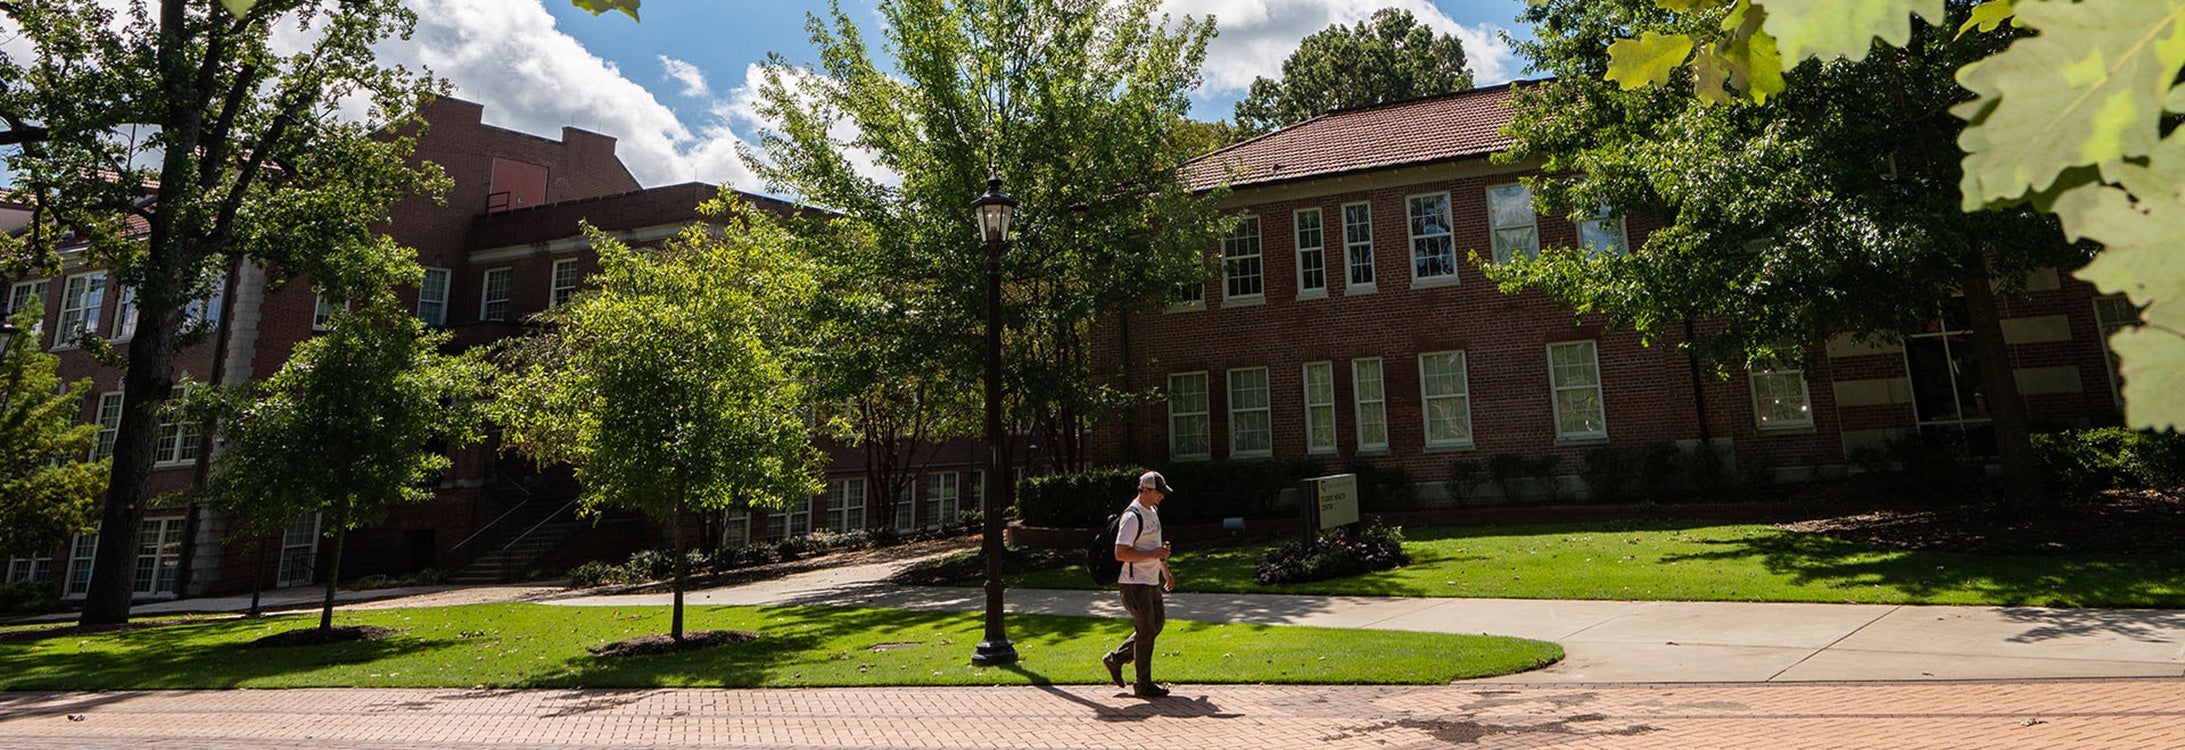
left=1410, top=274, right=1461, bottom=290
left=1554, top=435, right=1610, bottom=447
left=1221, top=295, right=1265, bottom=308
left=1355, top=447, right=1391, bottom=456
left=1344, top=284, right=1378, bottom=296
left=1170, top=454, right=1211, bottom=463
left=1306, top=447, right=1339, bottom=456
left=1229, top=450, right=1273, bottom=460
left=1755, top=424, right=1818, bottom=436
left=1163, top=302, right=1205, bottom=314
left=1423, top=442, right=1476, bottom=453
left=1296, top=290, right=1328, bottom=301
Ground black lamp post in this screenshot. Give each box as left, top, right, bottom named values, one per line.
left=0, top=320, right=17, bottom=353
left=970, top=174, right=1019, bottom=666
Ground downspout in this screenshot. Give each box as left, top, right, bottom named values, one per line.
left=1684, top=318, right=1711, bottom=444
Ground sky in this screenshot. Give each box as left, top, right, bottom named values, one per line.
left=377, top=0, right=1537, bottom=195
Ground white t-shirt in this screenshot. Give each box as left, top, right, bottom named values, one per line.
left=1114, top=499, right=1164, bottom=586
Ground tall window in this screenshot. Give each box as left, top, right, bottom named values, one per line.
left=1167, top=372, right=1210, bottom=460
left=93, top=392, right=124, bottom=460
left=57, top=271, right=105, bottom=343
left=1342, top=202, right=1375, bottom=292
left=65, top=531, right=98, bottom=596
left=1419, top=351, right=1473, bottom=448
left=417, top=267, right=451, bottom=326
left=1407, top=193, right=1457, bottom=283
left=277, top=513, right=321, bottom=588
left=768, top=497, right=812, bottom=540
left=182, top=273, right=226, bottom=333
left=6, top=279, right=47, bottom=319
left=480, top=267, right=512, bottom=321
left=1294, top=208, right=1326, bottom=297
left=1548, top=341, right=1607, bottom=440
left=112, top=286, right=138, bottom=340
left=1487, top=184, right=1539, bottom=263
left=154, top=386, right=201, bottom=466
left=1751, top=368, right=1814, bottom=431
left=1302, top=361, right=1336, bottom=454
left=1352, top=358, right=1388, bottom=452
left=134, top=518, right=184, bottom=596
left=824, top=478, right=867, bottom=531
left=1222, top=216, right=1263, bottom=303
left=1577, top=205, right=1628, bottom=257
left=894, top=482, right=915, bottom=533
left=1228, top=367, right=1271, bottom=458
left=2094, top=294, right=2143, bottom=411
left=6, top=555, right=54, bottom=583
left=923, top=472, right=960, bottom=529
left=312, top=292, right=338, bottom=331
left=550, top=258, right=581, bottom=307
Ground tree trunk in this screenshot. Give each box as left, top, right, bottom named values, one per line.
left=1960, top=243, right=2049, bottom=509
left=670, top=506, right=685, bottom=642
left=79, top=317, right=181, bottom=625
left=320, top=524, right=347, bottom=631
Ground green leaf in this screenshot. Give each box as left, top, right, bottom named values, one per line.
left=1955, top=0, right=2185, bottom=210
left=571, top=0, right=641, bottom=21
left=1957, top=1, right=2017, bottom=39
left=1607, top=31, right=1697, bottom=90
left=2049, top=145, right=2185, bottom=431
left=1659, top=0, right=1735, bottom=11
left=219, top=0, right=255, bottom=17
left=1753, top=0, right=1945, bottom=62
left=1721, top=1, right=1786, bottom=103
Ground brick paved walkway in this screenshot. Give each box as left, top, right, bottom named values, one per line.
left=3, top=678, right=2180, bottom=749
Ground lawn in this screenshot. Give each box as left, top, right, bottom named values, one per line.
left=1006, top=520, right=2185, bottom=608
left=0, top=602, right=1560, bottom=690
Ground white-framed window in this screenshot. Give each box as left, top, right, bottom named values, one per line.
left=1294, top=208, right=1326, bottom=298
left=1342, top=202, right=1375, bottom=293
left=1406, top=192, right=1458, bottom=284
left=64, top=531, right=98, bottom=597
left=312, top=292, right=339, bottom=332
left=1577, top=205, right=1628, bottom=257
left=549, top=258, right=581, bottom=308
left=1221, top=216, right=1264, bottom=304
left=1169, top=275, right=1205, bottom=311
left=2094, top=294, right=2143, bottom=411
left=923, top=471, right=960, bottom=529
left=183, top=273, right=226, bottom=333
left=720, top=509, right=751, bottom=547
left=824, top=478, right=867, bottom=532
left=92, top=391, right=124, bottom=460
left=768, top=496, right=812, bottom=540
left=1751, top=368, right=1814, bottom=431
left=1227, top=367, right=1272, bottom=458
left=56, top=271, right=106, bottom=345
left=1487, top=184, right=1539, bottom=263
left=154, top=386, right=200, bottom=466
left=134, top=517, right=184, bottom=596
left=1302, top=361, right=1336, bottom=455
left=1352, top=358, right=1388, bottom=452
left=277, top=513, right=321, bottom=588
left=112, top=285, right=138, bottom=341
left=894, top=482, right=916, bottom=533
left=6, top=555, right=54, bottom=584
left=480, top=267, right=512, bottom=321
left=1419, top=351, right=1473, bottom=448
left=6, top=279, right=48, bottom=319
left=417, top=267, right=451, bottom=326
left=1167, top=372, right=1211, bottom=461
left=1548, top=341, right=1608, bottom=441
left=970, top=470, right=986, bottom=513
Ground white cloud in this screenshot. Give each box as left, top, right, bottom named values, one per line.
left=659, top=55, right=710, bottom=98
left=382, top=0, right=760, bottom=191
left=1162, top=0, right=1520, bottom=95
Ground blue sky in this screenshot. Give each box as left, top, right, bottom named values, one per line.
left=373, top=0, right=1538, bottom=194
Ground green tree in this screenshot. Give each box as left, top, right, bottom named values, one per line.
left=752, top=0, right=1228, bottom=474
left=1493, top=0, right=2084, bottom=507
left=494, top=205, right=821, bottom=643
left=1600, top=0, right=2185, bottom=432
left=0, top=305, right=105, bottom=558
left=207, top=300, right=489, bottom=632
left=0, top=0, right=446, bottom=625
left=1232, top=8, right=1476, bottom=136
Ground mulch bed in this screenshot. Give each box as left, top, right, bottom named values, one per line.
left=1781, top=489, right=2185, bottom=555
left=588, top=629, right=759, bottom=657
left=245, top=625, right=404, bottom=648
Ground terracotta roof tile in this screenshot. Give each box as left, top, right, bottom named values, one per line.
left=1181, top=82, right=1528, bottom=192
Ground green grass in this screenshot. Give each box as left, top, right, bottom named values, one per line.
left=1009, top=520, right=2185, bottom=608
left=0, top=602, right=1560, bottom=690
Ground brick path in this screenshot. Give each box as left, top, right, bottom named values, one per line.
left=3, top=678, right=2180, bottom=749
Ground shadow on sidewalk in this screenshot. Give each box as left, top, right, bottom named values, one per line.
left=1999, top=607, right=2185, bottom=644
left=1005, top=664, right=1242, bottom=722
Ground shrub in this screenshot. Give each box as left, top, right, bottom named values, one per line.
left=1016, top=461, right=1324, bottom=528
left=1345, top=460, right=1416, bottom=513
left=565, top=561, right=638, bottom=588
left=2033, top=427, right=2185, bottom=498
left=624, top=548, right=677, bottom=580
left=1253, top=521, right=1411, bottom=585
left=1444, top=459, right=1485, bottom=505
left=1016, top=467, right=1136, bottom=528
left=1579, top=445, right=1639, bottom=504
left=0, top=579, right=63, bottom=613
left=1672, top=442, right=1731, bottom=499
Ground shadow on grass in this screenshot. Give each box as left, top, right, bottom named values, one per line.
left=1655, top=530, right=2185, bottom=609
left=0, top=619, right=441, bottom=691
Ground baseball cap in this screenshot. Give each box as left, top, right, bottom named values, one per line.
left=1138, top=471, right=1173, bottom=494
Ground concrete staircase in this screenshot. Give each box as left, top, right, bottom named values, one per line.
left=446, top=499, right=580, bottom=585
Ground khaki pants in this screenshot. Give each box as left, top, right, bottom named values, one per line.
left=1108, top=583, right=1165, bottom=688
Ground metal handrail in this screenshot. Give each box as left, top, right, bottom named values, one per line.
left=448, top=472, right=540, bottom=552
left=498, top=497, right=582, bottom=553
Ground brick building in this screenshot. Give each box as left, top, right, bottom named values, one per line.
left=1097, top=84, right=2134, bottom=500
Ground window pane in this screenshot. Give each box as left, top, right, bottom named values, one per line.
left=1295, top=209, right=1325, bottom=292
left=1353, top=359, right=1387, bottom=449
left=1753, top=371, right=1813, bottom=428
left=1407, top=194, right=1456, bottom=280
left=1169, top=373, right=1210, bottom=458
left=1343, top=203, right=1375, bottom=286
left=419, top=268, right=450, bottom=326
left=1228, top=368, right=1271, bottom=455
left=1222, top=217, right=1263, bottom=299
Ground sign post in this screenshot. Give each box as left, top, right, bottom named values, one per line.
left=1297, top=473, right=1360, bottom=540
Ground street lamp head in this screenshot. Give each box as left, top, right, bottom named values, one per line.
left=0, top=321, right=17, bottom=352
left=970, top=174, right=1018, bottom=245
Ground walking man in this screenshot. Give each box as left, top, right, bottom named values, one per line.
left=1103, top=470, right=1174, bottom=698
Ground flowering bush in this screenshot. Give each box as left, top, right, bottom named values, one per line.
left=1253, top=521, right=1410, bottom=585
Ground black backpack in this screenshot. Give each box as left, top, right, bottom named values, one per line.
left=1084, top=508, right=1144, bottom=585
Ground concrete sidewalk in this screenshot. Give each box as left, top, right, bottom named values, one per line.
left=547, top=555, right=2185, bottom=683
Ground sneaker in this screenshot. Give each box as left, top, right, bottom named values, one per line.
left=1132, top=684, right=1169, bottom=698
left=1101, top=655, right=1125, bottom=688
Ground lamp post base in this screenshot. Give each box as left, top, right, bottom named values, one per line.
left=971, top=639, right=1018, bottom=666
